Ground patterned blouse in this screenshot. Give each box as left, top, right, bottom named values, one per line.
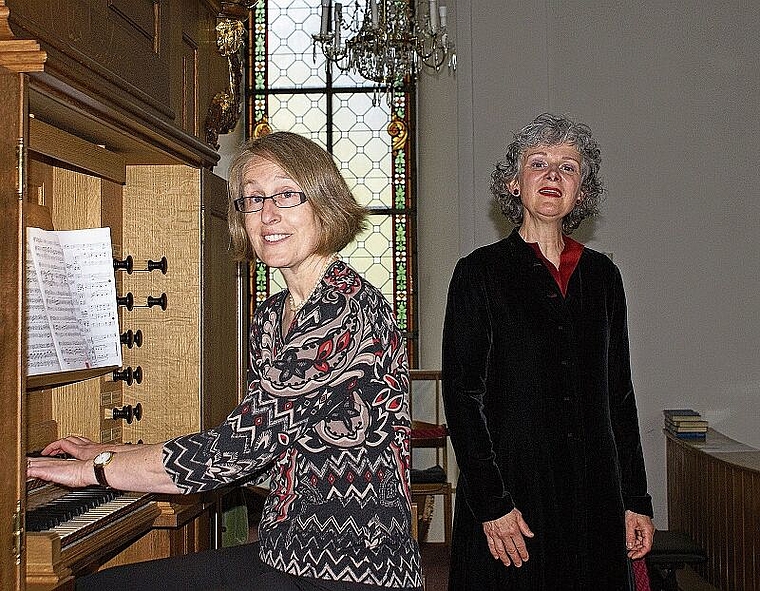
left=163, top=260, right=422, bottom=589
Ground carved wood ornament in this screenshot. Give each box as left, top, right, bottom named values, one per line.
left=204, top=2, right=256, bottom=149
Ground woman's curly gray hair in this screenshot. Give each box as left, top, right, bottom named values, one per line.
left=491, top=113, right=604, bottom=234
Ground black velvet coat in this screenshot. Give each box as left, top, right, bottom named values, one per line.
left=442, top=230, right=653, bottom=591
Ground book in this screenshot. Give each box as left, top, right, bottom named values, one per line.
left=665, top=424, right=708, bottom=434
left=666, top=427, right=708, bottom=434
left=665, top=417, right=708, bottom=427
left=663, top=408, right=700, bottom=416
left=663, top=409, right=704, bottom=421
left=665, top=418, right=708, bottom=430
left=665, top=429, right=707, bottom=440
left=26, top=227, right=122, bottom=376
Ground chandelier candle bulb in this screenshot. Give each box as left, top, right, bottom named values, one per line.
left=371, top=0, right=379, bottom=28
left=320, top=0, right=330, bottom=36
left=428, top=0, right=439, bottom=32
left=438, top=5, right=447, bottom=28
left=334, top=3, right=342, bottom=48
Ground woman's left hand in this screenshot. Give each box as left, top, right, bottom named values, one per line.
left=27, top=456, right=94, bottom=488
left=40, top=435, right=117, bottom=461
left=624, top=509, right=654, bottom=559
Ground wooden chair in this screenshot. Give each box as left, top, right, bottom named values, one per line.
left=409, top=370, right=452, bottom=547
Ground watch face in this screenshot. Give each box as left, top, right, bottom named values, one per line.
left=94, top=451, right=112, bottom=465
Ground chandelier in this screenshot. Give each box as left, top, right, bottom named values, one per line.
left=312, top=0, right=456, bottom=100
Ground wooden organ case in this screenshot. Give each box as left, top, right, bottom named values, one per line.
left=0, top=1, right=247, bottom=590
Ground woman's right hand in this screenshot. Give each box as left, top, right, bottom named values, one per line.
left=483, top=508, right=534, bottom=567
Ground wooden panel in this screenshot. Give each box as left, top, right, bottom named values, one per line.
left=8, top=0, right=172, bottom=114
left=50, top=166, right=102, bottom=229
left=99, top=501, right=211, bottom=570
left=26, top=389, right=57, bottom=451
left=181, top=33, right=198, bottom=136
left=729, top=470, right=752, bottom=589
left=28, top=156, right=52, bottom=205
left=108, top=0, right=158, bottom=47
left=182, top=0, right=227, bottom=143
left=666, top=430, right=760, bottom=591
left=49, top=167, right=108, bottom=441
left=121, top=164, right=202, bottom=442
left=201, top=170, right=241, bottom=428
left=0, top=62, right=25, bottom=591
left=749, top=472, right=760, bottom=591
left=29, top=118, right=126, bottom=185
left=8, top=0, right=229, bottom=164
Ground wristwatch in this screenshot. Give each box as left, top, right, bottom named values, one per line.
left=93, top=450, right=116, bottom=488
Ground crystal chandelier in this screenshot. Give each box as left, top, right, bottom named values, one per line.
left=312, top=0, right=456, bottom=100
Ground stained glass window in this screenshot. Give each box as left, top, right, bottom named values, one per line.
left=246, top=0, right=418, bottom=364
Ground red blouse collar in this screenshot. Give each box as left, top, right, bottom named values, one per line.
left=526, top=235, right=584, bottom=296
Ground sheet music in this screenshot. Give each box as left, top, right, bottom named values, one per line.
left=26, top=227, right=122, bottom=376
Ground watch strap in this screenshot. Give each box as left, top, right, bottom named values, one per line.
left=93, top=452, right=114, bottom=488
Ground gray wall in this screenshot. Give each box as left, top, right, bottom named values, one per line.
left=417, top=0, right=760, bottom=528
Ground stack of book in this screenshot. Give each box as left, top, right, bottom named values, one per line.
left=663, top=409, right=708, bottom=440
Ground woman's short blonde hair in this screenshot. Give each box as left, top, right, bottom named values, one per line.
left=226, top=132, right=368, bottom=261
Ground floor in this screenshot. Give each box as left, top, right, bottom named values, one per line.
left=675, top=567, right=722, bottom=591
left=418, top=545, right=724, bottom=591
left=420, top=543, right=449, bottom=591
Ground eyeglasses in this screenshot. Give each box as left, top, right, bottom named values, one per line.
left=233, top=191, right=308, bottom=213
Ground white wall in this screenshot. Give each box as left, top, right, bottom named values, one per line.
left=417, top=0, right=760, bottom=528
left=214, top=118, right=246, bottom=181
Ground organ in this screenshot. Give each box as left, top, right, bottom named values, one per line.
left=0, top=1, right=249, bottom=589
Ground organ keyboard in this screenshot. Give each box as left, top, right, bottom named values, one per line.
left=25, top=482, right=161, bottom=588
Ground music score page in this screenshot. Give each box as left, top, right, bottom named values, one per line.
left=26, top=227, right=122, bottom=376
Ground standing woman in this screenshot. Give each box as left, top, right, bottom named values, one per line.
left=28, top=132, right=423, bottom=591
left=442, top=113, right=654, bottom=590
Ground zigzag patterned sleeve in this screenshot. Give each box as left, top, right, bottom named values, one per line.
left=161, top=386, right=303, bottom=493
left=161, top=284, right=370, bottom=494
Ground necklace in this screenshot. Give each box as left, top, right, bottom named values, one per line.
left=288, top=255, right=337, bottom=313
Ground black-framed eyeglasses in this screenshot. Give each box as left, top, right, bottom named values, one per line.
left=233, top=191, right=308, bottom=213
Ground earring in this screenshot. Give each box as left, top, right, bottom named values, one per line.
left=513, top=189, right=520, bottom=196
left=575, top=198, right=582, bottom=205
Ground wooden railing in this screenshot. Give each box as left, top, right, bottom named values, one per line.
left=666, top=428, right=760, bottom=591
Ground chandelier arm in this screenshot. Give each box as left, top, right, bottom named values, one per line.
left=313, top=0, right=456, bottom=97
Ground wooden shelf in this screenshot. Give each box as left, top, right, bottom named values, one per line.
left=26, top=366, right=118, bottom=391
